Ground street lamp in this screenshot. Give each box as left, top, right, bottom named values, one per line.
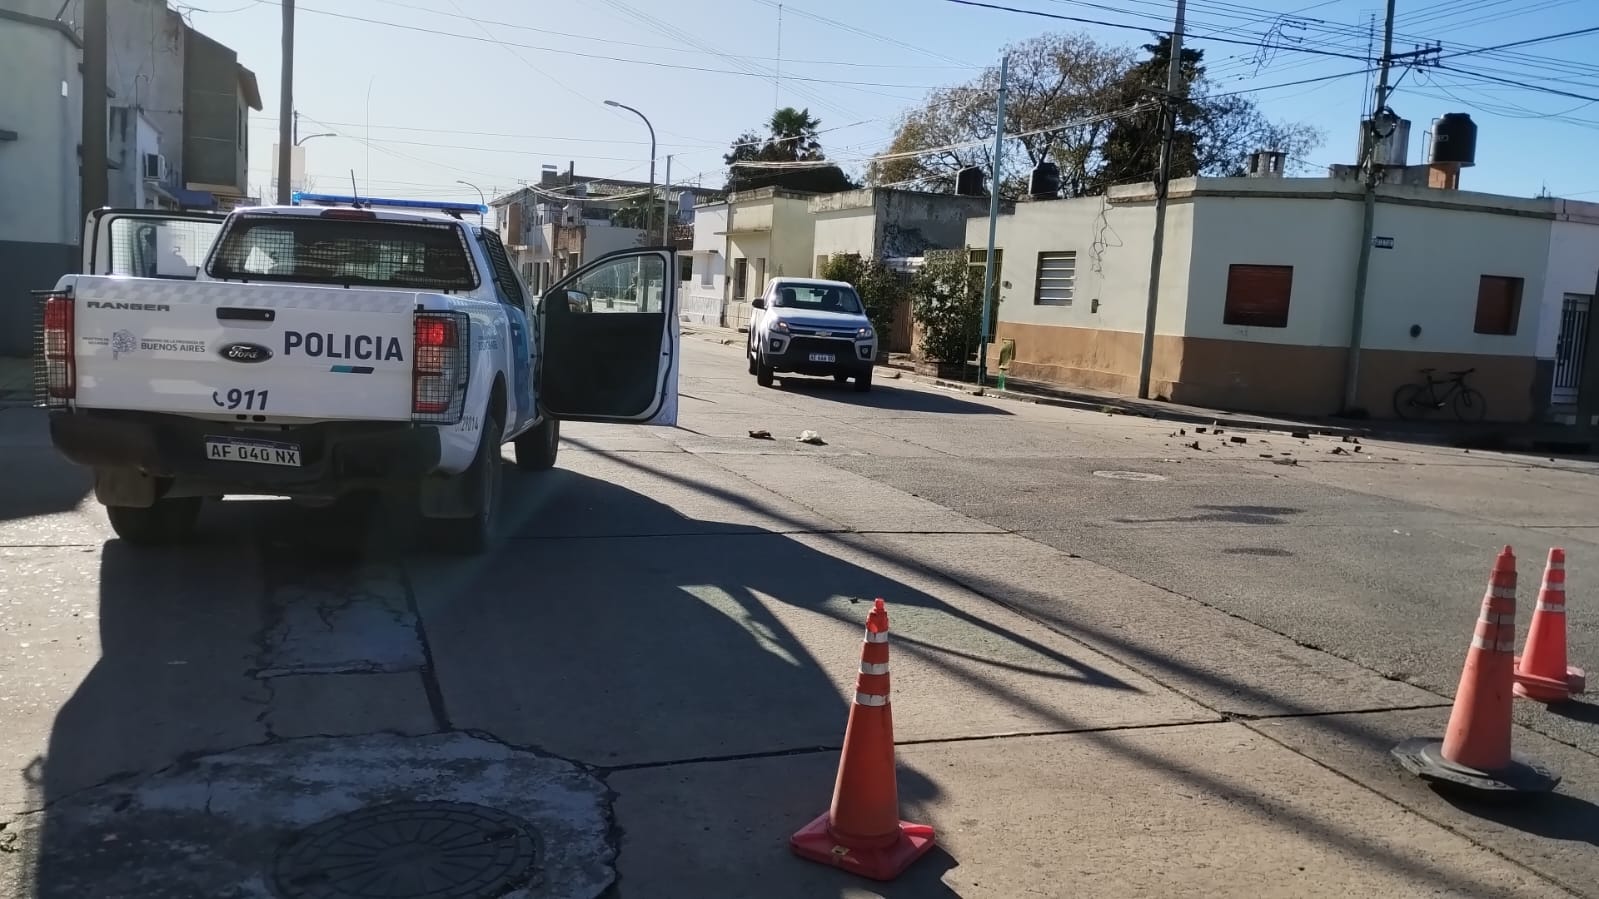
left=604, top=99, right=656, bottom=240
left=294, top=132, right=334, bottom=146
left=457, top=179, right=486, bottom=226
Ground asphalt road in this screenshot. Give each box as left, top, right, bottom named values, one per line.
left=1, top=337, right=1596, bottom=898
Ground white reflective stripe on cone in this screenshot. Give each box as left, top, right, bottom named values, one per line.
left=1490, top=586, right=1516, bottom=599
left=1535, top=602, right=1567, bottom=613
left=855, top=692, right=888, bottom=707
left=1479, top=612, right=1516, bottom=627
left=860, top=661, right=889, bottom=675
left=1471, top=634, right=1516, bottom=652
left=864, top=631, right=889, bottom=644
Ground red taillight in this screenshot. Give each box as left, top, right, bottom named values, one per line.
left=320, top=208, right=377, bottom=220
left=42, top=294, right=75, bottom=402
left=413, top=313, right=463, bottom=418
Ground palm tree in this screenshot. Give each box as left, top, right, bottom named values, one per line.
left=763, top=107, right=823, bottom=161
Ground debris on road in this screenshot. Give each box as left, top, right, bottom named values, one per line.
left=748, top=429, right=774, bottom=440
left=1196, top=427, right=1208, bottom=434
left=1230, top=436, right=1248, bottom=444
left=1331, top=446, right=1349, bottom=455
left=1291, top=430, right=1310, bottom=439
left=1273, top=458, right=1299, bottom=466
left=798, top=430, right=827, bottom=445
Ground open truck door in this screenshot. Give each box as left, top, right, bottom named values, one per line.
left=82, top=208, right=226, bottom=277
left=538, top=247, right=679, bottom=426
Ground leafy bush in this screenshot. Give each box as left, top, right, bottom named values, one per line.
left=910, top=250, right=997, bottom=364
left=817, top=253, right=901, bottom=342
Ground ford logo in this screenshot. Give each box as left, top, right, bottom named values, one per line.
left=219, top=342, right=272, bottom=363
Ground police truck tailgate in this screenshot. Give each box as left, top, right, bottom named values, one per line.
left=68, top=276, right=419, bottom=422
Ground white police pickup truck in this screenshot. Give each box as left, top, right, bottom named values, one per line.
left=38, top=195, right=680, bottom=553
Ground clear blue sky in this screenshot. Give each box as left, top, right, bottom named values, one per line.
left=174, top=0, right=1599, bottom=203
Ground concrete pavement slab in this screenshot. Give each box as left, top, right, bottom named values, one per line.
left=1, top=542, right=268, bottom=818
left=503, top=444, right=838, bottom=538
left=262, top=672, right=438, bottom=739
left=611, top=723, right=1564, bottom=899
left=1250, top=707, right=1599, bottom=898
left=848, top=531, right=1443, bottom=720
left=412, top=507, right=1214, bottom=767
left=4, top=733, right=614, bottom=899
left=707, top=455, right=1005, bottom=534
left=1289, top=458, right=1599, bottom=528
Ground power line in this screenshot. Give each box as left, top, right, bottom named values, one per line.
left=1443, top=64, right=1599, bottom=105
left=942, top=0, right=1372, bottom=62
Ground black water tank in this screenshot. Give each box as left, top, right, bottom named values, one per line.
left=1430, top=113, right=1478, bottom=167
left=1029, top=162, right=1062, bottom=199
left=955, top=166, right=985, bottom=196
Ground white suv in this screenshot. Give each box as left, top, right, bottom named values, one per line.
left=746, top=278, right=876, bottom=392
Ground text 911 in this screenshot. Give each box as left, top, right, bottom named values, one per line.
left=212, top=388, right=268, bottom=411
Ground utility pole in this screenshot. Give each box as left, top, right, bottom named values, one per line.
left=276, top=0, right=295, bottom=204
left=1341, top=0, right=1397, bottom=413
left=977, top=54, right=1008, bottom=389
left=1135, top=0, right=1187, bottom=400
left=661, top=154, right=673, bottom=246
left=80, top=0, right=108, bottom=224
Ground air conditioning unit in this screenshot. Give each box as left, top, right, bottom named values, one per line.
left=142, top=152, right=167, bottom=181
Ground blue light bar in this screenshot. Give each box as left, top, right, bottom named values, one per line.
left=290, top=191, right=488, bottom=215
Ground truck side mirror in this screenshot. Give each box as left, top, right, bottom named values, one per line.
left=751, top=297, right=766, bottom=309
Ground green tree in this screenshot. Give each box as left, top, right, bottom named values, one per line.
left=724, top=107, right=859, bottom=193
left=609, top=192, right=654, bottom=229
left=817, top=253, right=902, bottom=342
left=869, top=32, right=1322, bottom=198
left=910, top=250, right=990, bottom=364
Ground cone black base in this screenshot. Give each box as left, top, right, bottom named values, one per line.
left=1392, top=737, right=1560, bottom=800
left=790, top=813, right=935, bottom=881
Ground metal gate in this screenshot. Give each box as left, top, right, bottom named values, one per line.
left=1553, top=292, right=1591, bottom=405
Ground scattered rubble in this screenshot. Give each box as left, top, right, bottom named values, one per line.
left=797, top=430, right=827, bottom=445
left=748, top=429, right=773, bottom=440
left=1230, top=436, right=1248, bottom=444
left=1291, top=430, right=1310, bottom=439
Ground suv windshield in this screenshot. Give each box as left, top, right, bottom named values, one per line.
left=772, top=283, right=863, bottom=314
left=207, top=215, right=478, bottom=291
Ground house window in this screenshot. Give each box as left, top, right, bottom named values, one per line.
left=816, top=254, right=828, bottom=277
left=679, top=256, right=693, bottom=283
left=1034, top=251, right=1076, bottom=306
left=754, top=257, right=767, bottom=292
left=1223, top=264, right=1293, bottom=328
left=969, top=247, right=1003, bottom=305
left=1475, top=275, right=1523, bottom=335
left=733, top=258, right=749, bottom=300
left=701, top=258, right=714, bottom=288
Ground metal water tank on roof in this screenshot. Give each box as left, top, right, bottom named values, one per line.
left=1361, top=112, right=1410, bottom=167
left=1430, top=113, right=1478, bottom=167
left=1028, top=162, right=1061, bottom=199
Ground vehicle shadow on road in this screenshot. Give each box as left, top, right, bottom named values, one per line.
left=0, top=409, right=91, bottom=526
left=772, top=376, right=1011, bottom=416
left=568, top=443, right=1582, bottom=897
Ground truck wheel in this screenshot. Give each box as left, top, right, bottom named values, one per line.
left=756, top=352, right=775, bottom=387
left=427, top=413, right=503, bottom=555
left=853, top=369, right=873, bottom=393
left=514, top=416, right=560, bottom=471
left=106, top=496, right=202, bottom=546
left=747, top=338, right=758, bottom=375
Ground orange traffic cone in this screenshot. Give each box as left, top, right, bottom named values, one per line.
left=1394, top=547, right=1559, bottom=797
left=791, top=598, right=935, bottom=881
left=1514, top=547, right=1587, bottom=703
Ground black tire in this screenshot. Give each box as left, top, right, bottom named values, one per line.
left=756, top=352, right=775, bottom=387
left=747, top=340, right=758, bottom=375
left=833, top=373, right=850, bottom=385
left=106, top=496, right=202, bottom=546
left=1392, top=383, right=1426, bottom=421
left=852, top=368, right=873, bottom=393
left=426, top=413, right=502, bottom=555
left=514, top=416, right=560, bottom=471
left=1453, top=386, right=1488, bottom=423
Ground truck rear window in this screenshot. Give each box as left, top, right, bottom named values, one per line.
left=206, top=215, right=478, bottom=291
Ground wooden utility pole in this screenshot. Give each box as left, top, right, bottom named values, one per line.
left=1341, top=0, right=1398, bottom=413
left=1135, top=0, right=1187, bottom=400
left=277, top=0, right=295, bottom=204
left=80, top=0, right=108, bottom=223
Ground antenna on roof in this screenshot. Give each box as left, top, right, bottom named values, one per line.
left=349, top=169, right=364, bottom=209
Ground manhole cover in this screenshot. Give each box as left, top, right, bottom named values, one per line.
left=273, top=801, right=538, bottom=899
left=1092, top=470, right=1167, bottom=482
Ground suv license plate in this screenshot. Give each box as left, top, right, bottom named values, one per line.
left=206, top=437, right=302, bottom=467
left=808, top=352, right=835, bottom=363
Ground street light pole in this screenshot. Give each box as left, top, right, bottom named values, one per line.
left=604, top=99, right=656, bottom=240
left=276, top=0, right=294, bottom=205
left=661, top=154, right=673, bottom=246
left=458, top=180, right=486, bottom=227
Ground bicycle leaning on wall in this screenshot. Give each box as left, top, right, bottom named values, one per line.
left=1392, top=367, right=1488, bottom=422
